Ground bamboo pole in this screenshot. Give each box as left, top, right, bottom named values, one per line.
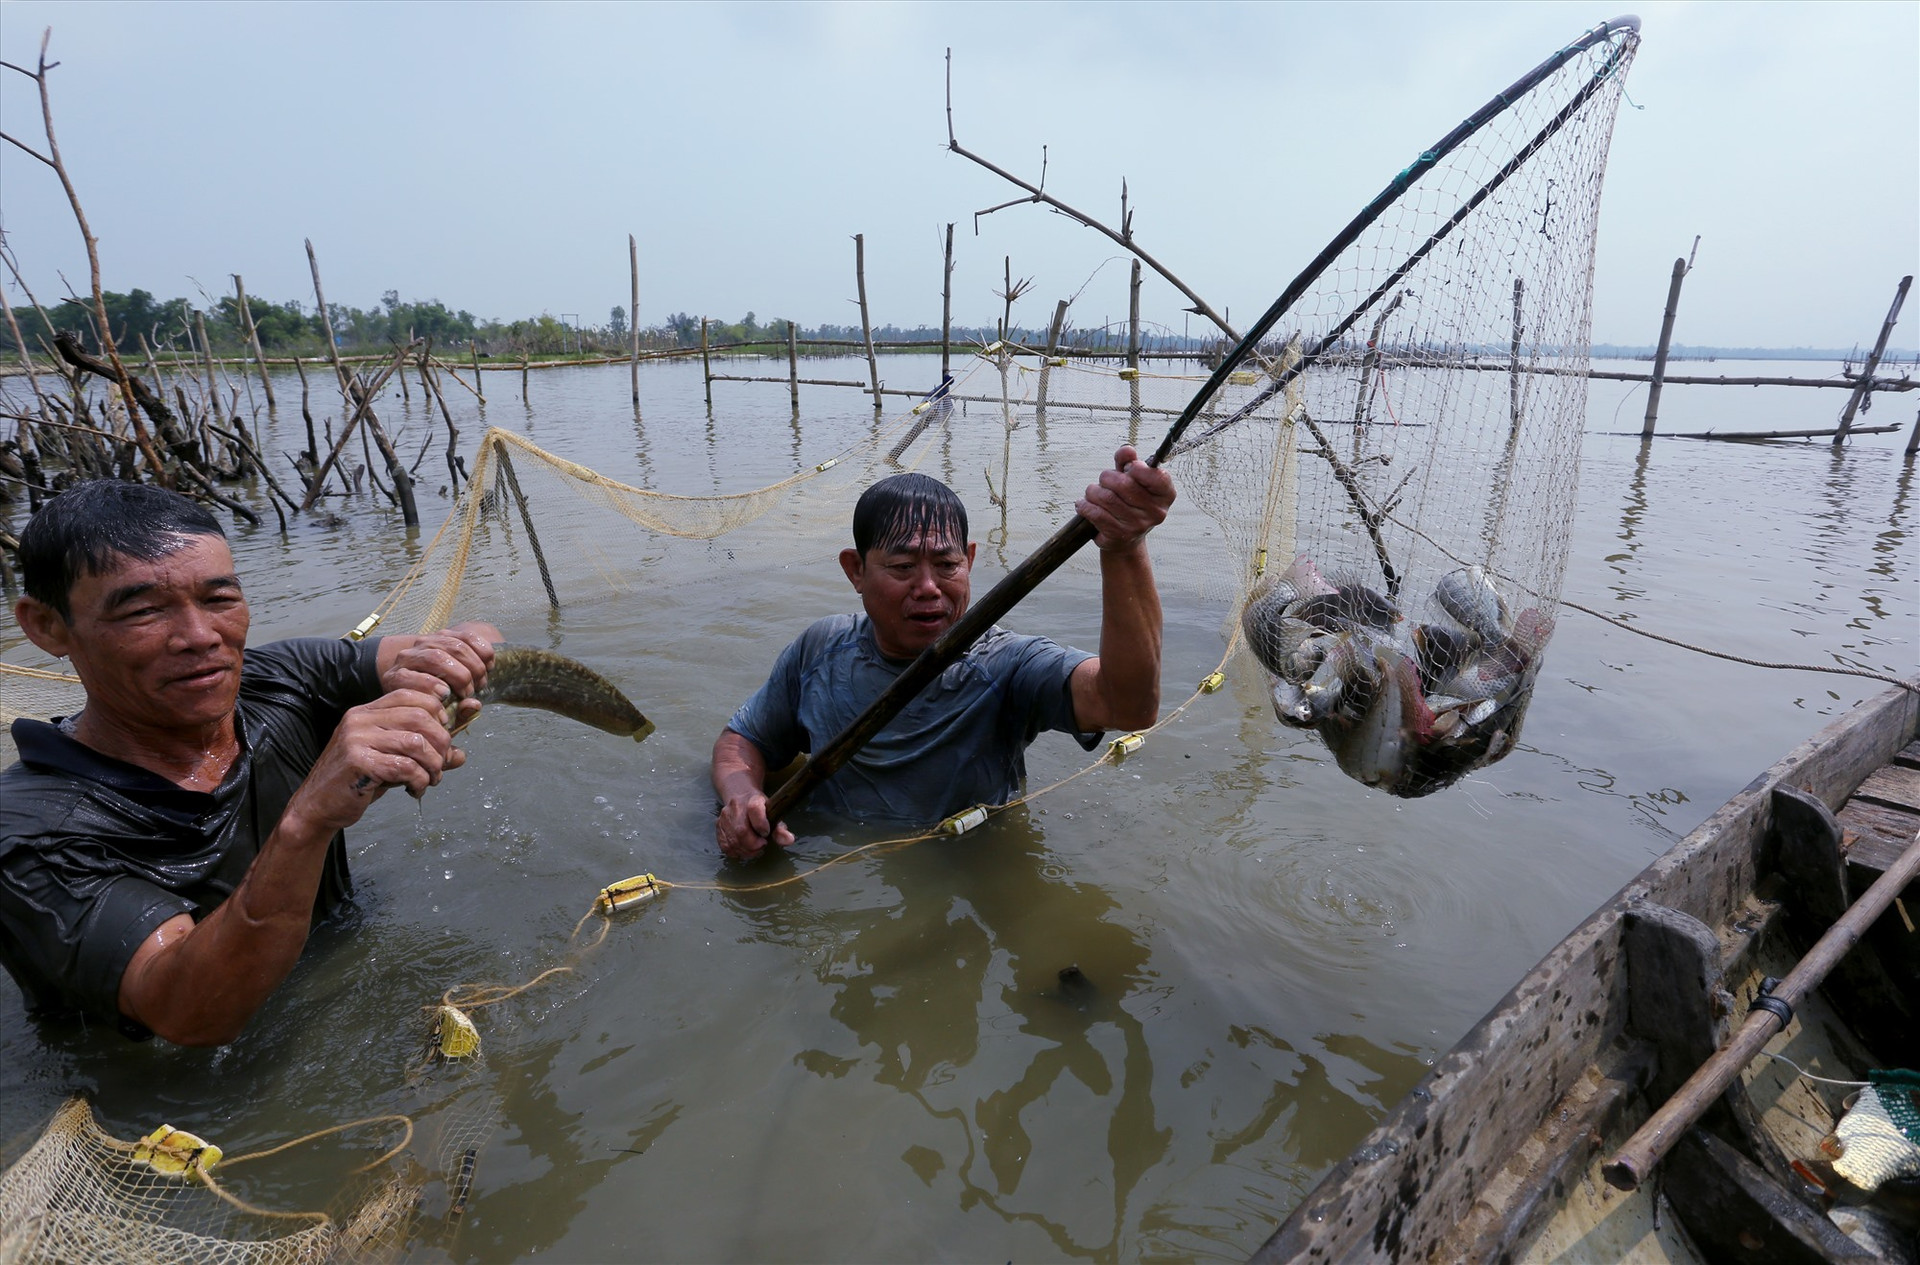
left=1605, top=831, right=1920, bottom=1191
left=855, top=234, right=881, bottom=412
left=700, top=317, right=712, bottom=407
left=629, top=234, right=641, bottom=407
left=1833, top=274, right=1911, bottom=447
left=786, top=320, right=800, bottom=410
left=941, top=222, right=954, bottom=384
left=1907, top=403, right=1920, bottom=460
left=1641, top=253, right=1691, bottom=438
left=520, top=354, right=529, bottom=405
left=470, top=341, right=485, bottom=402
left=232, top=275, right=275, bottom=408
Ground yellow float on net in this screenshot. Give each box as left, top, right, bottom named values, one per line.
left=1199, top=672, right=1227, bottom=694
left=434, top=1004, right=481, bottom=1060
left=940, top=806, right=989, bottom=836
left=133, top=1125, right=222, bottom=1178
left=595, top=873, right=663, bottom=914
left=1108, top=733, right=1146, bottom=758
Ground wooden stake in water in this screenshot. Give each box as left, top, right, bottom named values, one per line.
left=701, top=317, right=713, bottom=407
left=1642, top=241, right=1697, bottom=438
left=629, top=234, right=642, bottom=408
left=787, top=320, right=800, bottom=411
left=940, top=222, right=954, bottom=385
left=855, top=234, right=881, bottom=413
left=1037, top=298, right=1068, bottom=428
left=1834, top=274, right=1911, bottom=448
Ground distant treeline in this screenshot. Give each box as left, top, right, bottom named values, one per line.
left=0, top=289, right=1216, bottom=362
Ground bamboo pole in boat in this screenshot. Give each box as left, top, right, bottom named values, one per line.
left=1604, top=829, right=1920, bottom=1191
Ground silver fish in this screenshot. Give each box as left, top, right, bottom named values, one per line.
left=1241, top=576, right=1303, bottom=676
left=1269, top=677, right=1314, bottom=726
left=1434, top=566, right=1509, bottom=644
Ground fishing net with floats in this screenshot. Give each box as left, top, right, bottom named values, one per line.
left=0, top=17, right=1641, bottom=1258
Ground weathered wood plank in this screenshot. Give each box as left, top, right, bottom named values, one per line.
left=1891, top=739, right=1920, bottom=769
left=1838, top=798, right=1920, bottom=874
left=1853, top=763, right=1920, bottom=812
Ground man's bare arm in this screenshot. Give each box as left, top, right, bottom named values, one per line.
left=116, top=689, right=457, bottom=1046
left=1070, top=446, right=1175, bottom=733
left=712, top=728, right=795, bottom=861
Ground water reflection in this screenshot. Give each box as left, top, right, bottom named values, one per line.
left=738, top=812, right=1165, bottom=1259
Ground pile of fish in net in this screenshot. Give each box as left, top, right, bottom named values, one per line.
left=1243, top=555, right=1550, bottom=797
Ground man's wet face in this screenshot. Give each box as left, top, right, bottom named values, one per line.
left=841, top=531, right=975, bottom=660
left=44, top=535, right=250, bottom=734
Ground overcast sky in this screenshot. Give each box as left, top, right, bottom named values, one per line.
left=1, top=2, right=1913, bottom=350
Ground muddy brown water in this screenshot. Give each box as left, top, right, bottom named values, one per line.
left=1, top=355, right=1913, bottom=1260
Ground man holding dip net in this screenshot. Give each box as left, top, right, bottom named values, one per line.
left=712, top=445, right=1175, bottom=860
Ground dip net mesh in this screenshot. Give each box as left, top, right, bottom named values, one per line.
left=1164, top=17, right=1638, bottom=796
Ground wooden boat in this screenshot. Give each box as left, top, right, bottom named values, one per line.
left=1254, top=679, right=1920, bottom=1263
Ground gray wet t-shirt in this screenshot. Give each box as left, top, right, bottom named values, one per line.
left=727, top=613, right=1100, bottom=826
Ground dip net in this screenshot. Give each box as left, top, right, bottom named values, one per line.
left=1162, top=16, right=1639, bottom=796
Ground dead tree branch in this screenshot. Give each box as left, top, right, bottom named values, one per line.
left=944, top=47, right=1237, bottom=343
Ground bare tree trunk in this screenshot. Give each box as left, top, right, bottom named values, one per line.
left=1, top=34, right=168, bottom=481
left=233, top=274, right=276, bottom=408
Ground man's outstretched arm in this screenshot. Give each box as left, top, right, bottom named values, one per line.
left=1070, top=445, right=1176, bottom=733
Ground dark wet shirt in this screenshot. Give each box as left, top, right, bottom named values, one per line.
left=727, top=614, right=1098, bottom=825
left=0, top=637, right=384, bottom=1034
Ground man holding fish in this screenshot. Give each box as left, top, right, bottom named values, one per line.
left=713, top=445, right=1176, bottom=860
left=0, top=480, right=501, bottom=1046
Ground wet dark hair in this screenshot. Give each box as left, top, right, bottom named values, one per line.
left=851, top=472, right=968, bottom=556
left=19, top=480, right=226, bottom=619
